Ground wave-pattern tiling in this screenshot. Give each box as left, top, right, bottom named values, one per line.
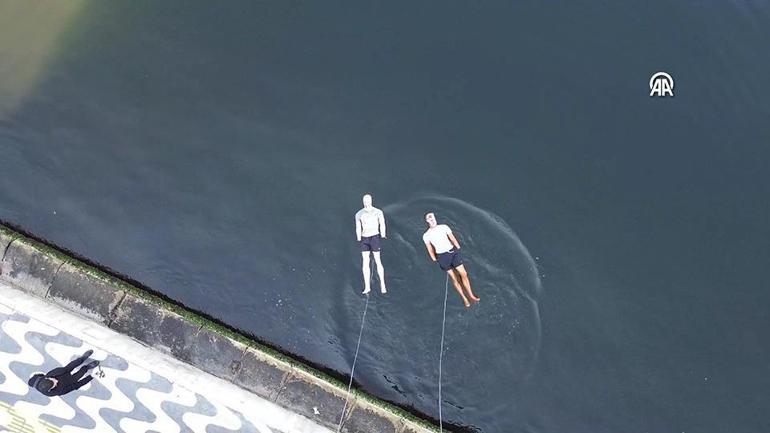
left=0, top=310, right=272, bottom=433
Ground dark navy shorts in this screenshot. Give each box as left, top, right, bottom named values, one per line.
left=437, top=249, right=463, bottom=271
left=360, top=234, right=381, bottom=252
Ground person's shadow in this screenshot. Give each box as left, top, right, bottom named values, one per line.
left=28, top=349, right=100, bottom=396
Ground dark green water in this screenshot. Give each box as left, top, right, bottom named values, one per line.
left=2, top=2, right=769, bottom=431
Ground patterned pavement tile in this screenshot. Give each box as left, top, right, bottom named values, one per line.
left=0, top=310, right=270, bottom=433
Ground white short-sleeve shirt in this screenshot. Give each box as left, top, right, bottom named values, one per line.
left=422, top=224, right=454, bottom=254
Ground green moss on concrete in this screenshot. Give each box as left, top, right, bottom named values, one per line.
left=12, top=235, right=72, bottom=265
left=0, top=226, right=20, bottom=259
left=0, top=225, right=20, bottom=239
left=350, top=390, right=441, bottom=433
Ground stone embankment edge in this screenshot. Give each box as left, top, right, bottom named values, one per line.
left=0, top=224, right=444, bottom=433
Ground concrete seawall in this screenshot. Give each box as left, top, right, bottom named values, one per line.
left=0, top=223, right=443, bottom=433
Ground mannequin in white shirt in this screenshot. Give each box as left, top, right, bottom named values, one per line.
left=355, top=194, right=387, bottom=294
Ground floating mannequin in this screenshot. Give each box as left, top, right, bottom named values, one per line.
left=422, top=212, right=480, bottom=307
left=355, top=194, right=387, bottom=294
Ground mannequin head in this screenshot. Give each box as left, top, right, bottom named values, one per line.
left=363, top=194, right=373, bottom=208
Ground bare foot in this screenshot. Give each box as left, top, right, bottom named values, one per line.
left=380, top=286, right=387, bottom=294
left=470, top=295, right=481, bottom=302
left=463, top=299, right=471, bottom=308
left=362, top=288, right=371, bottom=295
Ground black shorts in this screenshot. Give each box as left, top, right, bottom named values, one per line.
left=360, top=234, right=381, bottom=252
left=437, top=249, right=463, bottom=271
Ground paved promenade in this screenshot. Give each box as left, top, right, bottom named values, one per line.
left=0, top=282, right=333, bottom=433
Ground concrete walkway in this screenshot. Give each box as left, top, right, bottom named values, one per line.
left=0, top=282, right=334, bottom=433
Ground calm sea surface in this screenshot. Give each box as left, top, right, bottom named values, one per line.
left=2, top=2, right=769, bottom=431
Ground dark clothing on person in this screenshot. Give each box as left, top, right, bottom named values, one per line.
left=28, top=352, right=93, bottom=396
left=437, top=249, right=464, bottom=271
left=360, top=234, right=382, bottom=252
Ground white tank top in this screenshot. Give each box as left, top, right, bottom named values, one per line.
left=355, top=207, right=384, bottom=237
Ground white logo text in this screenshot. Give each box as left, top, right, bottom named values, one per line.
left=649, top=72, right=674, bottom=97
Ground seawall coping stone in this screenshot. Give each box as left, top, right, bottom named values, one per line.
left=344, top=404, right=401, bottom=433
left=0, top=228, right=16, bottom=277
left=189, top=326, right=249, bottom=381
left=110, top=293, right=162, bottom=341
left=1, top=237, right=64, bottom=298
left=234, top=347, right=290, bottom=401
left=276, top=369, right=349, bottom=427
left=157, top=310, right=203, bottom=362
left=110, top=294, right=203, bottom=362
left=0, top=226, right=17, bottom=258
left=48, top=263, right=126, bottom=324
left=0, top=224, right=443, bottom=433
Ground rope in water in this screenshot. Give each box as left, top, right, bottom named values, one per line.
left=337, top=270, right=449, bottom=431
left=438, top=274, right=449, bottom=432
left=336, top=270, right=372, bottom=432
